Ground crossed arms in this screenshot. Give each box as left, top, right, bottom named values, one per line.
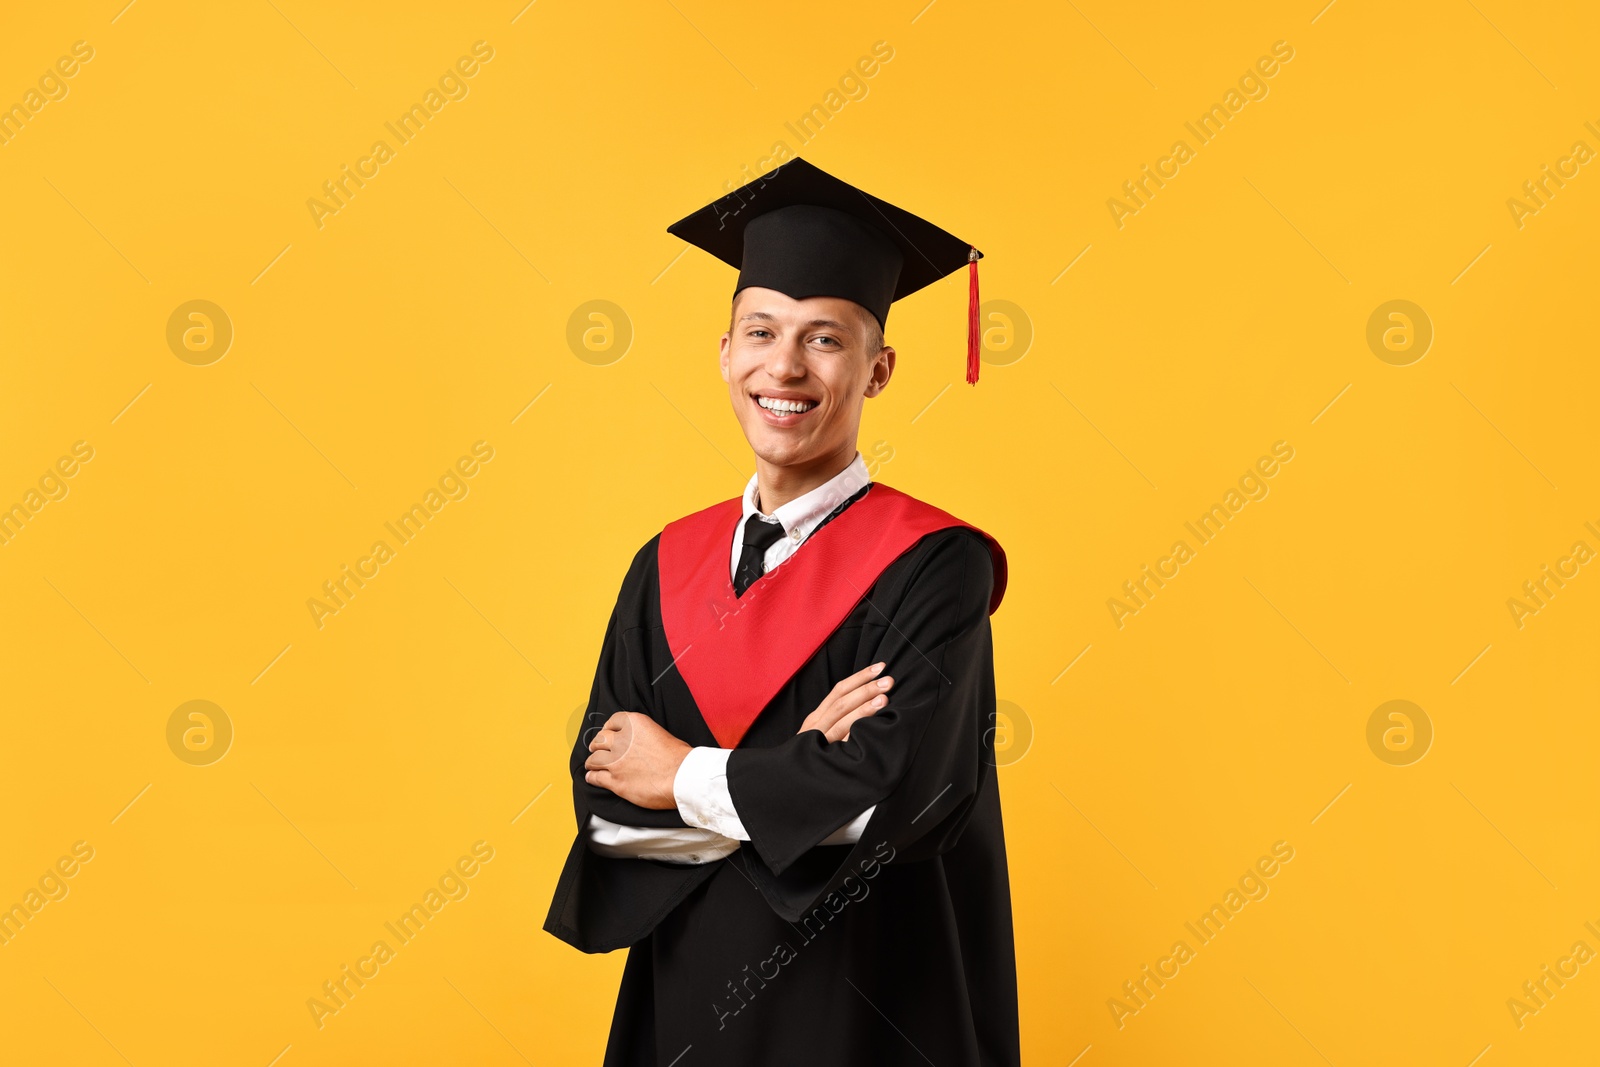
left=571, top=529, right=996, bottom=878
left=582, top=664, right=892, bottom=861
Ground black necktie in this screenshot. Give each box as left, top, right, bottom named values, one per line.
left=734, top=515, right=787, bottom=597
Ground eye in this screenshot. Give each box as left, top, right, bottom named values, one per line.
left=747, top=328, right=773, bottom=339
left=812, top=334, right=841, bottom=347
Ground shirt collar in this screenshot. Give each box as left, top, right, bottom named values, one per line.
left=740, top=452, right=871, bottom=543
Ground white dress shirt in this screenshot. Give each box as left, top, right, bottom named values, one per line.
left=725, top=451, right=873, bottom=592
left=585, top=452, right=878, bottom=863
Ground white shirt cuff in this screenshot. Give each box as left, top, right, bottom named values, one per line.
left=819, top=804, right=876, bottom=845
left=673, top=746, right=750, bottom=840
left=674, top=747, right=877, bottom=847
left=584, top=814, right=740, bottom=863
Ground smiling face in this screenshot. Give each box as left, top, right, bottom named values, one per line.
left=720, top=287, right=895, bottom=498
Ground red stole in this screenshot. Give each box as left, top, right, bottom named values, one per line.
left=657, top=483, right=1007, bottom=749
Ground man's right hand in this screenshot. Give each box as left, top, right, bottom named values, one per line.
left=798, top=662, right=893, bottom=742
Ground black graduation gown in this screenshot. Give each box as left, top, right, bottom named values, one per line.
left=544, top=503, right=1020, bottom=1067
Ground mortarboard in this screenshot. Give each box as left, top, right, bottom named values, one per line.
left=666, top=157, right=986, bottom=384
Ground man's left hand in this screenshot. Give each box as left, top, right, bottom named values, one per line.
left=584, top=711, right=692, bottom=810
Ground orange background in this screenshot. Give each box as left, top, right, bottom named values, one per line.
left=2, top=1, right=1597, bottom=1063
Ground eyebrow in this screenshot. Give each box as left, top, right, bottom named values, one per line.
left=737, top=311, right=856, bottom=332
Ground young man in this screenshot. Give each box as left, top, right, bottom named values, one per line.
left=545, top=158, right=1018, bottom=1066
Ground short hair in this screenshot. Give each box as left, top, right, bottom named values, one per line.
left=862, top=311, right=886, bottom=353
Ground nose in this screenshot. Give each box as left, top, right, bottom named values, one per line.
left=765, top=333, right=807, bottom=380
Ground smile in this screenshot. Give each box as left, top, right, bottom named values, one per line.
left=754, top=395, right=818, bottom=417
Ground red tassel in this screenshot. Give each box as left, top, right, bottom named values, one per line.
left=966, top=246, right=981, bottom=384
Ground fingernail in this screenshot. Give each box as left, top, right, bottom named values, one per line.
left=878, top=677, right=892, bottom=689
left=872, top=695, right=886, bottom=708
left=871, top=662, right=885, bottom=675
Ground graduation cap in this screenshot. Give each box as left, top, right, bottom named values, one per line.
left=667, top=157, right=987, bottom=384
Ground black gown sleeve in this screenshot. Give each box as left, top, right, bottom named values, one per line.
left=566, top=538, right=687, bottom=832
left=543, top=535, right=718, bottom=953
left=725, top=527, right=1000, bottom=921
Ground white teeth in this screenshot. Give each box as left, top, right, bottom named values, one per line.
left=757, top=396, right=816, bottom=414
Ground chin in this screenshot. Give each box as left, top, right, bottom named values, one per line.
left=744, top=430, right=815, bottom=468
left=747, top=437, right=803, bottom=467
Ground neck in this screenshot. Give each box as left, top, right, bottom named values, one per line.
left=753, top=442, right=857, bottom=514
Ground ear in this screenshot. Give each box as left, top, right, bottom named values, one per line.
left=863, top=345, right=895, bottom=398
left=721, top=294, right=739, bottom=384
